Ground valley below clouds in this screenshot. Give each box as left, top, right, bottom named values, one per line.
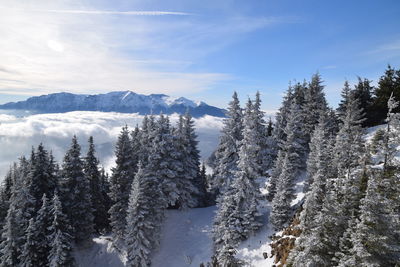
left=0, top=111, right=223, bottom=180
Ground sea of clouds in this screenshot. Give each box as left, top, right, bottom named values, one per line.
left=0, top=111, right=224, bottom=181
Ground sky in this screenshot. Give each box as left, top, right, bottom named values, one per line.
left=0, top=0, right=400, bottom=110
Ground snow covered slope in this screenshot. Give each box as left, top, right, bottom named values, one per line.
left=0, top=91, right=226, bottom=117
left=74, top=207, right=216, bottom=267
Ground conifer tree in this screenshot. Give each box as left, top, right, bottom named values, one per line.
left=181, top=112, right=206, bottom=207
left=0, top=202, right=19, bottom=267
left=125, top=163, right=162, bottom=267
left=303, top=73, right=328, bottom=145
left=272, top=85, right=293, bottom=149
left=131, top=125, right=141, bottom=170
left=213, top=99, right=262, bottom=263
left=303, top=91, right=366, bottom=265
left=149, top=114, right=197, bottom=209
left=253, top=91, right=274, bottom=173
left=266, top=149, right=284, bottom=201
left=0, top=159, right=35, bottom=266
left=84, top=136, right=108, bottom=233
left=337, top=94, right=400, bottom=266
left=353, top=77, right=373, bottom=127
left=60, top=136, right=93, bottom=243
left=0, top=169, right=13, bottom=228
left=48, top=193, right=74, bottom=267
left=26, top=144, right=57, bottom=211
left=212, top=92, right=243, bottom=194
left=288, top=115, right=335, bottom=265
left=21, top=194, right=50, bottom=267
left=337, top=80, right=352, bottom=120
left=371, top=65, right=400, bottom=124
left=109, top=126, right=135, bottom=241
left=270, top=100, right=307, bottom=229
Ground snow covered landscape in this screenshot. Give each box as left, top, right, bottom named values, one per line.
left=1, top=1, right=400, bottom=266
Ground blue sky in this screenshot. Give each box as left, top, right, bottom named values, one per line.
left=0, top=0, right=399, bottom=111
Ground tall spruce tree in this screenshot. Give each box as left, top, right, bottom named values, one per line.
left=149, top=114, right=196, bottom=209
left=48, top=193, right=74, bottom=267
left=288, top=115, right=335, bottom=265
left=337, top=80, right=352, bottom=121
left=109, top=126, right=135, bottom=241
left=125, top=163, right=162, bottom=267
left=253, top=91, right=274, bottom=173
left=353, top=77, right=373, bottom=127
left=270, top=99, right=307, bottom=229
left=60, top=136, right=93, bottom=243
left=303, top=73, right=328, bottom=146
left=27, top=144, right=57, bottom=211
left=272, top=85, right=294, bottom=150
left=212, top=92, right=243, bottom=194
left=304, top=91, right=366, bottom=265
left=213, top=99, right=262, bottom=264
left=20, top=194, right=50, bottom=267
left=371, top=65, right=400, bottom=125
left=0, top=169, right=13, bottom=228
left=84, top=136, right=108, bottom=233
left=0, top=159, right=35, bottom=266
left=181, top=112, right=207, bottom=207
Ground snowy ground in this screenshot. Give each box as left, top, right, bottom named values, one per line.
left=74, top=207, right=216, bottom=267
left=152, top=207, right=216, bottom=267
left=73, top=172, right=308, bottom=267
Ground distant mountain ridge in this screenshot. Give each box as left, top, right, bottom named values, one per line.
left=0, top=91, right=226, bottom=117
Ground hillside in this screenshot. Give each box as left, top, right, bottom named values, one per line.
left=0, top=91, right=226, bottom=118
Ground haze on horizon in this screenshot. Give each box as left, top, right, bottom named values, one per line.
left=0, top=0, right=400, bottom=110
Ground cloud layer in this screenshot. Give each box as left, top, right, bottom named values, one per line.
left=0, top=111, right=224, bottom=180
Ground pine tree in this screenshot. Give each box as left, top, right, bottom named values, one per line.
left=212, top=92, right=243, bottom=194
left=60, top=136, right=94, bottom=243
left=303, top=73, right=328, bottom=145
left=48, top=193, right=74, bottom=267
left=304, top=91, right=366, bottom=265
left=180, top=112, right=206, bottom=207
left=0, top=203, right=19, bottom=267
left=108, top=126, right=135, bottom=241
left=337, top=94, right=400, bottom=265
left=337, top=80, right=352, bottom=120
left=125, top=163, right=162, bottom=267
left=288, top=115, right=335, bottom=265
left=26, top=144, right=57, bottom=212
left=266, top=149, right=284, bottom=201
left=253, top=91, right=274, bottom=173
left=270, top=100, right=307, bottom=229
left=138, top=115, right=156, bottom=166
left=131, top=125, right=140, bottom=167
left=149, top=114, right=197, bottom=209
left=213, top=99, right=262, bottom=263
left=84, top=136, right=108, bottom=233
left=0, top=159, right=35, bottom=266
left=371, top=65, right=400, bottom=124
left=20, top=218, right=38, bottom=267
left=353, top=77, right=373, bottom=127
left=20, top=194, right=50, bottom=267
left=0, top=169, right=13, bottom=228
left=272, top=85, right=294, bottom=150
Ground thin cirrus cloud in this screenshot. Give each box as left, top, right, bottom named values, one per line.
left=0, top=1, right=289, bottom=98
left=43, top=9, right=192, bottom=16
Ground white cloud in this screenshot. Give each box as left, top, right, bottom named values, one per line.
left=0, top=111, right=223, bottom=180
left=0, top=1, right=292, bottom=97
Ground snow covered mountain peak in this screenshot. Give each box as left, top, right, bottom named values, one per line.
left=0, top=91, right=226, bottom=117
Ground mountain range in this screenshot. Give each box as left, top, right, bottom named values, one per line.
left=0, top=91, right=226, bottom=117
